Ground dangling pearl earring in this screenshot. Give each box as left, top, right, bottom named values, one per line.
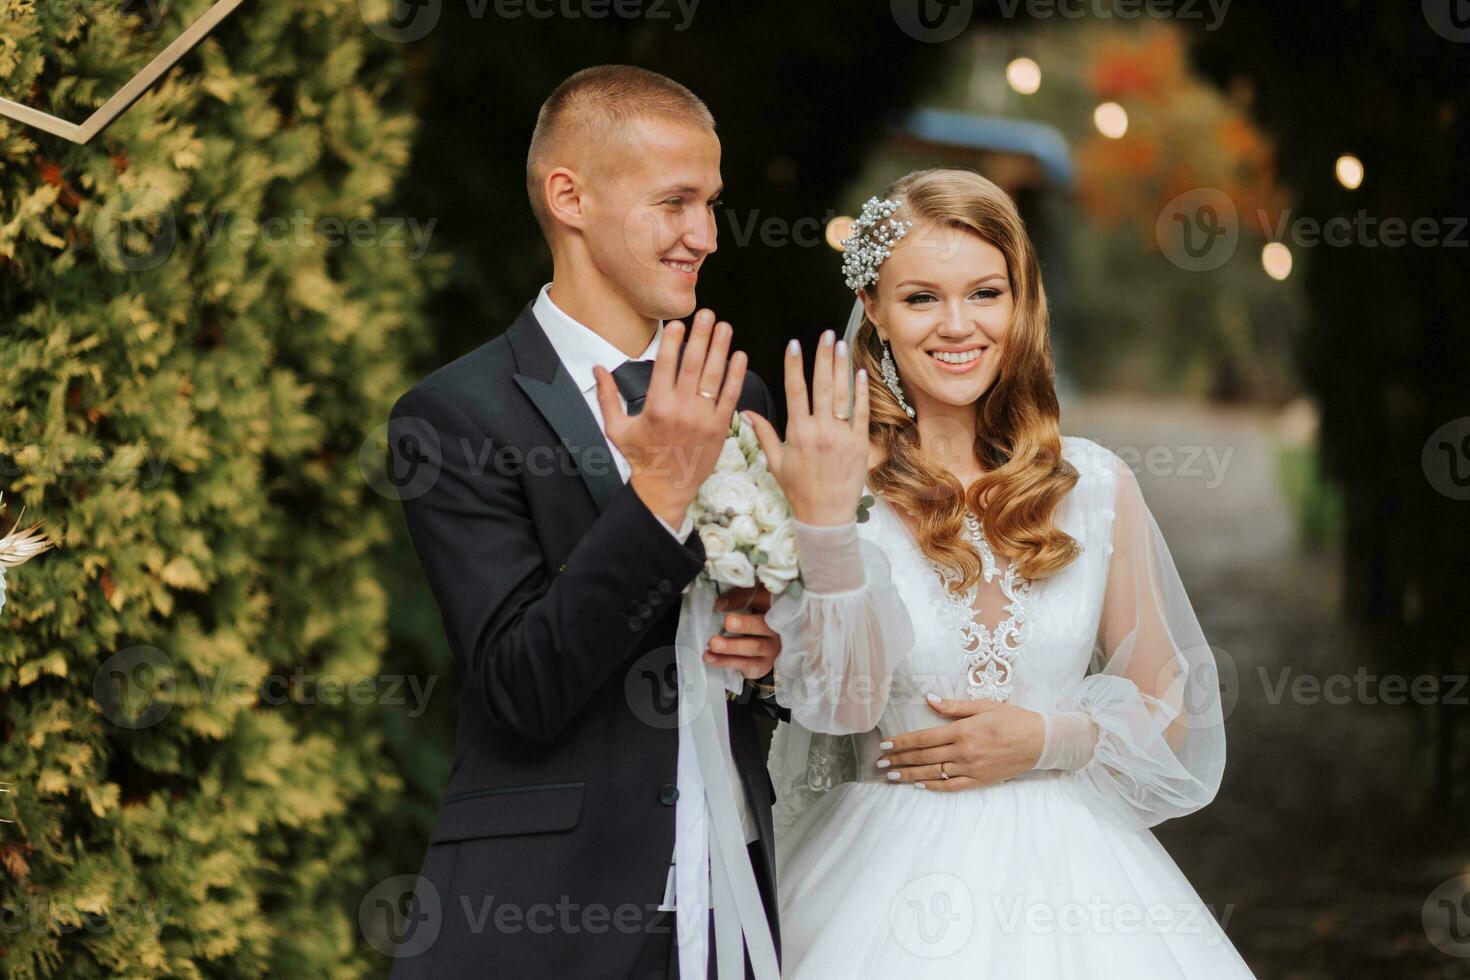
left=880, top=339, right=916, bottom=419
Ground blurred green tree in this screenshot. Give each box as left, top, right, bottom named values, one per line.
left=0, top=1, right=441, bottom=975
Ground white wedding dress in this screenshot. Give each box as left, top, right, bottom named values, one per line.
left=761, top=435, right=1256, bottom=978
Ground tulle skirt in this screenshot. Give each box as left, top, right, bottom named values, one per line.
left=774, top=769, right=1256, bottom=978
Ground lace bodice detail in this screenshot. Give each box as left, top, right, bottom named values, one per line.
left=926, top=509, right=1033, bottom=702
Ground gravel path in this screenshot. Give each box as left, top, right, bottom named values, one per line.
left=1064, top=394, right=1470, bottom=979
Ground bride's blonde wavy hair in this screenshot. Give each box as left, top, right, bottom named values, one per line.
left=852, top=168, right=1081, bottom=588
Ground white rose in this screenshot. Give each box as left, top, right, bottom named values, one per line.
left=753, top=484, right=790, bottom=530
left=756, top=564, right=799, bottom=595
left=708, top=549, right=756, bottom=588
left=698, top=470, right=757, bottom=517
left=757, top=519, right=800, bottom=577
left=728, top=513, right=762, bottom=546
left=698, top=523, right=737, bottom=559
left=715, top=436, right=746, bottom=473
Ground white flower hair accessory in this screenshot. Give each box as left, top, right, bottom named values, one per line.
left=841, top=196, right=913, bottom=291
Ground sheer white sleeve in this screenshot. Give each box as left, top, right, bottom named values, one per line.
left=1031, top=452, right=1227, bottom=832
left=764, top=518, right=916, bottom=735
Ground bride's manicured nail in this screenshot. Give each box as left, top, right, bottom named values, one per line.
left=914, top=782, right=927, bottom=790
left=879, top=739, right=893, bottom=750
left=925, top=692, right=942, bottom=704
left=822, top=330, right=835, bottom=347
left=886, top=771, right=901, bottom=781
left=857, top=368, right=868, bottom=383
left=876, top=758, right=890, bottom=769
left=836, top=339, right=847, bottom=358
left=787, top=339, right=799, bottom=355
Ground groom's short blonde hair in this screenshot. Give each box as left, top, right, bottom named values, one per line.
left=527, top=65, right=716, bottom=237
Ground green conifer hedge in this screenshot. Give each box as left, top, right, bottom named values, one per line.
left=0, top=2, right=441, bottom=974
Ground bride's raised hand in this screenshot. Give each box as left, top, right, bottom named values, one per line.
left=743, top=329, right=870, bottom=527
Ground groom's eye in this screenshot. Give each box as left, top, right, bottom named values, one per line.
left=707, top=197, right=724, bottom=211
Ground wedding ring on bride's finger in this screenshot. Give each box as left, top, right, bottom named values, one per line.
left=834, top=411, right=851, bottom=421
left=939, top=762, right=951, bottom=780
left=698, top=390, right=717, bottom=399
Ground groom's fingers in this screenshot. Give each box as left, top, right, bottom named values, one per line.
left=714, top=349, right=747, bottom=423
left=592, top=365, right=626, bottom=435
left=648, top=319, right=685, bottom=398
left=719, top=611, right=775, bottom=637
left=675, top=309, right=716, bottom=397
left=702, top=645, right=777, bottom=678
left=706, top=633, right=775, bottom=659
left=696, top=319, right=732, bottom=407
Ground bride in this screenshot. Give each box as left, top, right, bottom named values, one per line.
left=741, top=168, right=1256, bottom=977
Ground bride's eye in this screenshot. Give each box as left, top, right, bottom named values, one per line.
left=903, top=292, right=937, bottom=305
left=972, top=288, right=1002, bottom=301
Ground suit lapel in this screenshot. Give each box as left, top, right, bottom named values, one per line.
left=507, top=304, right=625, bottom=513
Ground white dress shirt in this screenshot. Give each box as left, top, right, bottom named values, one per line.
left=530, top=285, right=761, bottom=944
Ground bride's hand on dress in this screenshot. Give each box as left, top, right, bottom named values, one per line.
left=743, top=330, right=870, bottom=527
left=875, top=694, right=1046, bottom=791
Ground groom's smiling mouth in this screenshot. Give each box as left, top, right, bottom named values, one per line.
left=661, top=258, right=699, bottom=280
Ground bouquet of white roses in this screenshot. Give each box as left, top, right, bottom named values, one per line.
left=674, top=413, right=875, bottom=696
left=684, top=412, right=877, bottom=598
left=685, top=412, right=804, bottom=598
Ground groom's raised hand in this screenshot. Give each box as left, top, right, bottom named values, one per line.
left=593, top=308, right=747, bottom=529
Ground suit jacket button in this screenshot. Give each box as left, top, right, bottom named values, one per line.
left=639, top=603, right=653, bottom=617
left=659, top=784, right=680, bottom=806
left=628, top=616, right=641, bottom=631
left=657, top=578, right=673, bottom=594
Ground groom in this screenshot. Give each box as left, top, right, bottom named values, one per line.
left=386, top=66, right=785, bottom=978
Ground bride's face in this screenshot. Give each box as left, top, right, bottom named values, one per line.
left=861, top=221, right=1013, bottom=414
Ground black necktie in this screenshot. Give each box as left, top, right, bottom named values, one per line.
left=611, top=359, right=656, bottom=416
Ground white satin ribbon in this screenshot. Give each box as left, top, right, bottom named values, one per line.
left=673, top=577, right=780, bottom=980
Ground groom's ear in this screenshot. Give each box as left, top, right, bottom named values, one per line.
left=544, top=166, right=589, bottom=232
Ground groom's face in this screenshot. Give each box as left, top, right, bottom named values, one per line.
left=584, top=117, right=722, bottom=320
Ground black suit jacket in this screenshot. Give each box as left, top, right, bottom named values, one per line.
left=385, top=303, right=783, bottom=978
